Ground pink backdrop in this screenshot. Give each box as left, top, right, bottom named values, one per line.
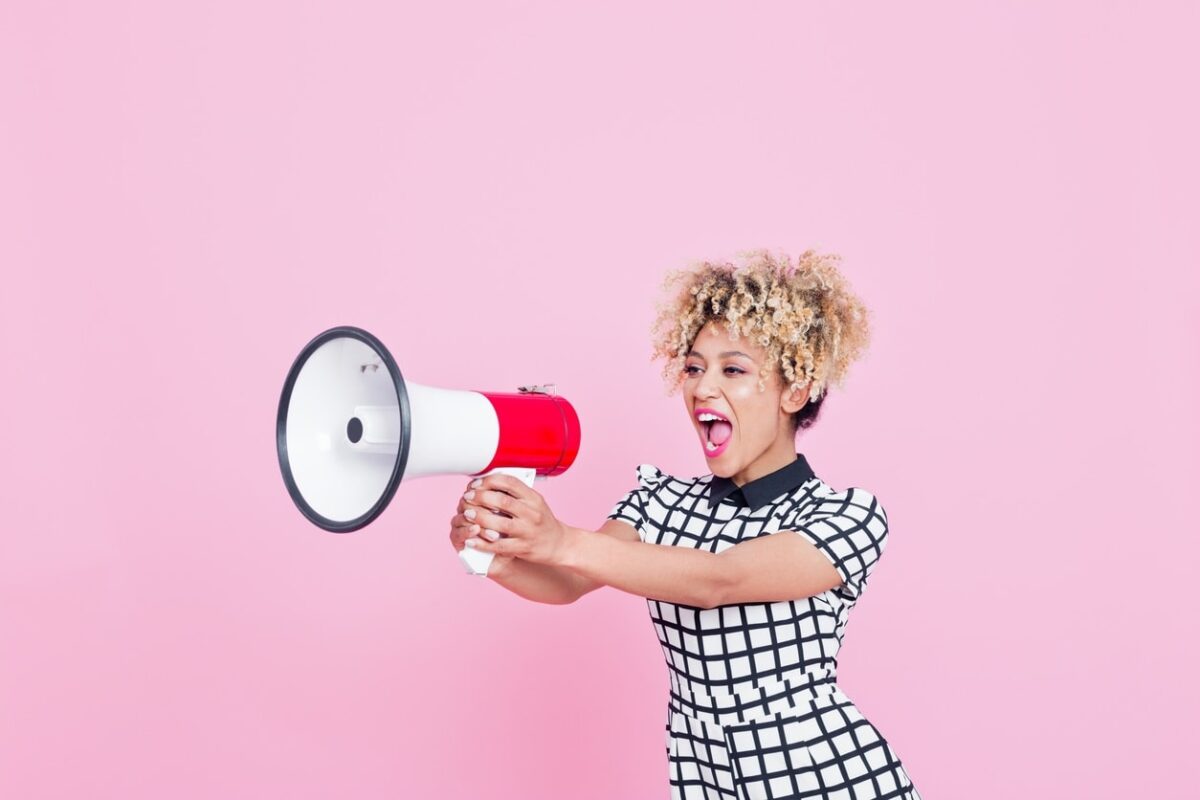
left=2, top=2, right=1197, bottom=797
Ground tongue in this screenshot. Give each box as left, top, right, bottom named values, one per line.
left=708, top=420, right=733, bottom=446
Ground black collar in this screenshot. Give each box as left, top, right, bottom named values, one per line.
left=707, top=453, right=817, bottom=511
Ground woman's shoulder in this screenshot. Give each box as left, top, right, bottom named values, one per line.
left=793, top=479, right=887, bottom=523
left=629, top=463, right=711, bottom=493
left=609, top=464, right=707, bottom=524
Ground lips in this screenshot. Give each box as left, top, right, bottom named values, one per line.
left=694, top=407, right=733, bottom=458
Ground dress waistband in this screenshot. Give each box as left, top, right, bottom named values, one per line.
left=668, top=667, right=841, bottom=728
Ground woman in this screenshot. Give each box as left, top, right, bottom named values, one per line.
left=450, top=249, right=922, bottom=800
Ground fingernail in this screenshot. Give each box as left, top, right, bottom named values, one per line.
left=470, top=478, right=483, bottom=489
left=469, top=524, right=480, bottom=535
left=465, top=539, right=477, bottom=549
left=464, top=490, right=475, bottom=501
left=483, top=529, right=500, bottom=541
left=464, top=508, right=476, bottom=521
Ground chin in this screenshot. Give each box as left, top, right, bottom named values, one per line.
left=705, top=451, right=740, bottom=478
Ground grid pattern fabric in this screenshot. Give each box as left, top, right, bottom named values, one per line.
left=665, top=672, right=920, bottom=799
left=607, top=462, right=920, bottom=799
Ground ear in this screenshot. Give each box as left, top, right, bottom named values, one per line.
left=780, top=382, right=810, bottom=416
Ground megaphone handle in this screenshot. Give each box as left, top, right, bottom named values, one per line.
left=459, top=466, right=538, bottom=576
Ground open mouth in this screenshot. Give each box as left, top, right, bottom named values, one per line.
left=694, top=408, right=733, bottom=458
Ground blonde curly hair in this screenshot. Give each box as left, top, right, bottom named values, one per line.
left=652, top=248, right=873, bottom=423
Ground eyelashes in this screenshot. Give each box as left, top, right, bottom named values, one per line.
left=683, top=365, right=746, bottom=376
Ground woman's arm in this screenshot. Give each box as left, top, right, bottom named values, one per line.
left=451, top=475, right=639, bottom=604
left=462, top=474, right=842, bottom=608
left=485, top=556, right=584, bottom=605
left=487, top=519, right=638, bottom=604
left=556, top=527, right=723, bottom=608
left=558, top=528, right=843, bottom=608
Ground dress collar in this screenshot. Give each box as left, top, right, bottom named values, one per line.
left=707, top=453, right=817, bottom=511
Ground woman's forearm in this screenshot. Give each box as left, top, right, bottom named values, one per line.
left=557, top=526, right=721, bottom=608
left=487, top=555, right=585, bottom=605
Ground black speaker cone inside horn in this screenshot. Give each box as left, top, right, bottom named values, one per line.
left=276, top=326, right=412, bottom=532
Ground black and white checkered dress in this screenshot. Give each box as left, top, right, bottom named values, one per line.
left=607, top=454, right=921, bottom=800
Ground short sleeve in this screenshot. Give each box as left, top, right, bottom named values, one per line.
left=606, top=464, right=668, bottom=542
left=782, top=487, right=889, bottom=600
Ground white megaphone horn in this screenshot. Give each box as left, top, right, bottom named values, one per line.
left=276, top=326, right=581, bottom=577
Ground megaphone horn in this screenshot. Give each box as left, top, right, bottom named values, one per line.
left=276, top=326, right=581, bottom=576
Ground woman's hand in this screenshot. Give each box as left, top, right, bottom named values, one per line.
left=449, top=478, right=516, bottom=575
left=458, top=473, right=574, bottom=567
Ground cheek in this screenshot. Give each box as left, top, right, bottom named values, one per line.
left=725, top=381, right=760, bottom=403
left=728, top=388, right=780, bottom=438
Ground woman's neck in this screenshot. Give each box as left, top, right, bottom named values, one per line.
left=731, top=432, right=798, bottom=486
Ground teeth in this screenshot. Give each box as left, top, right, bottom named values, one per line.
left=697, top=412, right=727, bottom=422
left=706, top=441, right=717, bottom=451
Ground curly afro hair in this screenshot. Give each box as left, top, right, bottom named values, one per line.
left=651, top=248, right=873, bottom=431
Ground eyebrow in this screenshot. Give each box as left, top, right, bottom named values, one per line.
left=686, top=350, right=755, bottom=360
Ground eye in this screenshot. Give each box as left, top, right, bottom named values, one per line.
left=683, top=364, right=702, bottom=376
left=723, top=366, right=746, bottom=376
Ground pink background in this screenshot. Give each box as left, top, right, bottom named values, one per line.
left=2, top=2, right=1197, bottom=797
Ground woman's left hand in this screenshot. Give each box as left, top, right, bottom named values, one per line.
left=460, top=474, right=574, bottom=567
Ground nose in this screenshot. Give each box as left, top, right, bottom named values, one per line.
left=693, top=367, right=720, bottom=402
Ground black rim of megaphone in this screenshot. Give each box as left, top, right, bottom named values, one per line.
left=276, top=325, right=412, bottom=533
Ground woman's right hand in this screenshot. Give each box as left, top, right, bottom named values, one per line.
left=449, top=478, right=516, bottom=576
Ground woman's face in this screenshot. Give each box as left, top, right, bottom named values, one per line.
left=683, top=321, right=808, bottom=483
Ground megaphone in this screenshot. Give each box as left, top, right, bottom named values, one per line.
left=276, top=326, right=581, bottom=577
